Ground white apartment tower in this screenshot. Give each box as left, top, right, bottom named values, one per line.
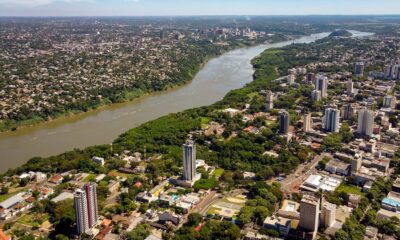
left=357, top=108, right=374, bottom=137
left=303, top=113, right=312, bottom=132
left=183, top=140, right=196, bottom=182
left=299, top=195, right=320, bottom=232
left=266, top=90, right=274, bottom=111
left=75, top=182, right=99, bottom=235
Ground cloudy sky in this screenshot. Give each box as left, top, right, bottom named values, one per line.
left=0, top=0, right=400, bottom=16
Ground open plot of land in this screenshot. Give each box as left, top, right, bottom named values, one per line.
left=336, top=183, right=365, bottom=196
left=206, top=195, right=246, bottom=219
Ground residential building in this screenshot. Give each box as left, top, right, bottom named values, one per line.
left=321, top=201, right=336, bottom=228
left=265, top=90, right=274, bottom=111
left=383, top=95, right=396, bottom=109
left=357, top=108, right=374, bottom=137
left=347, top=79, right=354, bottom=95
left=279, top=111, right=290, bottom=134
left=288, top=73, right=295, bottom=85
left=311, top=90, right=321, bottom=101
left=355, top=62, right=365, bottom=77
left=315, top=75, right=328, bottom=98
left=183, top=140, right=196, bottom=182
left=299, top=195, right=320, bottom=237
left=75, top=182, right=99, bottom=235
left=342, top=104, right=355, bottom=120
left=323, top=108, right=340, bottom=132
left=303, top=113, right=312, bottom=132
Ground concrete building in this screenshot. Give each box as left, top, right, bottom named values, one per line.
left=182, top=140, right=196, bottom=182
left=92, top=156, right=105, bottom=166
left=342, top=104, right=355, bottom=120
left=299, top=195, right=320, bottom=237
left=279, top=111, right=290, bottom=134
left=75, top=182, right=99, bottom=235
left=315, top=75, right=328, bottom=98
left=303, top=113, right=312, bottom=132
left=321, top=201, right=336, bottom=228
left=265, top=90, right=274, bottom=111
left=355, top=62, right=365, bottom=77
left=351, top=154, right=362, bottom=173
left=383, top=95, right=397, bottom=109
left=311, top=90, right=321, bottom=101
left=306, top=72, right=315, bottom=83
left=288, top=73, right=295, bottom=85
left=347, top=79, right=354, bottom=95
left=323, top=108, right=340, bottom=133
left=357, top=108, right=374, bottom=137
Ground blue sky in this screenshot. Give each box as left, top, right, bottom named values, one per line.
left=0, top=0, right=400, bottom=16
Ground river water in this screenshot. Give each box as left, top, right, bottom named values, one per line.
left=0, top=31, right=372, bottom=172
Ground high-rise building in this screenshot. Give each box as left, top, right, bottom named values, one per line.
left=182, top=140, right=196, bottom=182
left=323, top=108, right=340, bottom=132
left=306, top=72, right=315, bottom=83
left=288, top=73, right=295, bottom=85
left=266, top=90, right=274, bottom=111
left=321, top=201, right=336, bottom=228
left=354, top=62, right=365, bottom=77
left=160, top=30, right=165, bottom=41
left=342, top=104, right=355, bottom=120
left=347, top=79, right=354, bottom=95
left=299, top=195, right=320, bottom=232
left=311, top=90, right=321, bottom=101
left=392, top=65, right=400, bottom=80
left=385, top=65, right=393, bottom=79
left=383, top=95, right=397, bottom=109
left=303, top=113, right=312, bottom=132
left=75, top=183, right=99, bottom=235
left=279, top=111, right=290, bottom=134
left=357, top=108, right=374, bottom=137
left=315, top=75, right=328, bottom=98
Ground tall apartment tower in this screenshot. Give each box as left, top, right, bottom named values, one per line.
left=354, top=62, right=365, bottom=77
left=303, top=113, right=312, bottom=132
left=323, top=108, right=340, bottom=133
left=315, top=75, right=328, bottom=98
left=299, top=195, right=320, bottom=232
left=265, top=90, right=274, bottom=111
left=288, top=73, right=295, bottom=85
left=311, top=90, right=321, bottom=101
left=383, top=95, right=397, bottom=109
left=357, top=108, right=374, bottom=137
left=182, top=140, right=196, bottom=182
left=321, top=201, right=336, bottom=228
left=306, top=72, right=315, bottom=83
left=347, top=79, right=354, bottom=95
left=279, top=111, right=290, bottom=134
left=342, top=104, right=355, bottom=120
left=75, top=183, right=99, bottom=235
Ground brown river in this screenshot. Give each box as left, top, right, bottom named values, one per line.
left=0, top=31, right=372, bottom=172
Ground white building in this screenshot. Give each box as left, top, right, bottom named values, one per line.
left=357, top=108, right=374, bottom=137
left=315, top=75, right=328, bottom=98
left=92, top=156, right=105, bottom=166
left=266, top=90, right=274, bottom=111
left=303, top=113, right=312, bottom=132
left=183, top=140, right=196, bottom=182
left=323, top=108, right=340, bottom=132
left=75, top=182, right=99, bottom=235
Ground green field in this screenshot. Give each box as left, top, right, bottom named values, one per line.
left=336, top=183, right=365, bottom=196
left=211, top=168, right=225, bottom=178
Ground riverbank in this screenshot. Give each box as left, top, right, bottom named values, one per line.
left=0, top=35, right=290, bottom=133
left=0, top=32, right=336, bottom=173
left=1, top=32, right=334, bottom=175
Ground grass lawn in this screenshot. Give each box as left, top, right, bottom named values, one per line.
left=18, top=213, right=49, bottom=227
left=211, top=168, right=224, bottom=178
left=194, top=178, right=218, bottom=190
left=0, top=186, right=29, bottom=202
left=108, top=170, right=133, bottom=179
left=336, top=183, right=365, bottom=196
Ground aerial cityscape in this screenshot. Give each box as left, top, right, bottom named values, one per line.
left=0, top=1, right=400, bottom=240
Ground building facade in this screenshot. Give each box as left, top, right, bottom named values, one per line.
left=357, top=108, right=374, bottom=137
left=75, top=182, right=99, bottom=235
left=279, top=111, right=290, bottom=134
left=183, top=140, right=196, bottom=182
left=323, top=108, right=340, bottom=133
left=315, top=75, right=328, bottom=98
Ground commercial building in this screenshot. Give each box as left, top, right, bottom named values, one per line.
left=182, top=140, right=196, bottom=182
left=315, top=75, right=328, bottom=98
left=357, top=108, right=374, bottom=137
left=265, top=90, right=274, bottom=111
left=279, top=111, right=290, bottom=134
left=75, top=182, right=99, bottom=235
left=323, top=108, right=340, bottom=132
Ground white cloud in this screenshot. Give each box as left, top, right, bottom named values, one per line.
left=0, top=0, right=54, bottom=7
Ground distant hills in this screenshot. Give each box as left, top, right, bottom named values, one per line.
left=329, top=30, right=353, bottom=37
